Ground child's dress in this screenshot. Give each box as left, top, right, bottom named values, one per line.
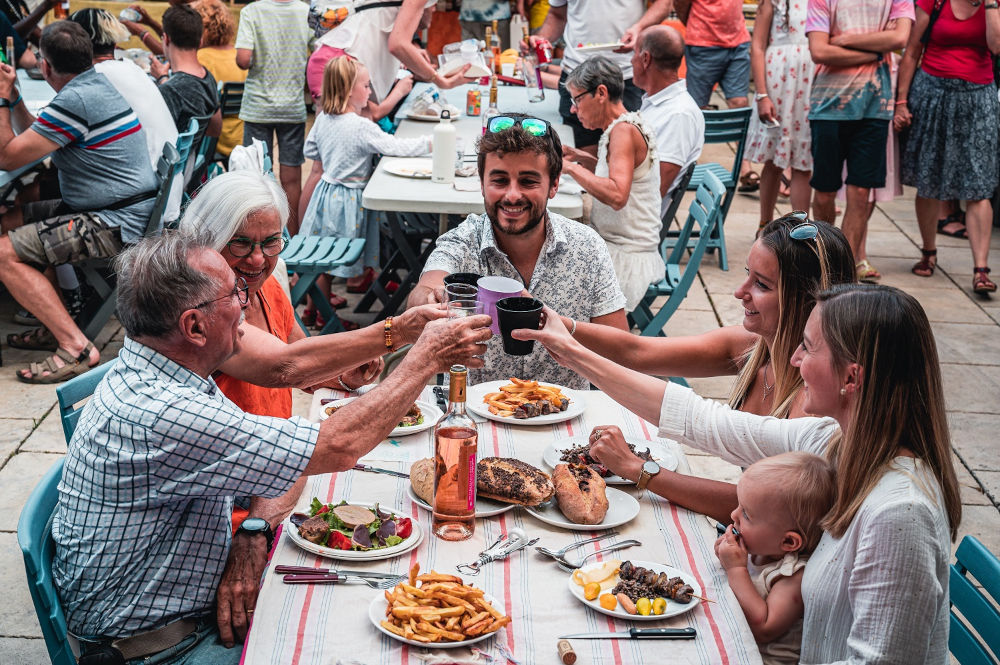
left=749, top=551, right=807, bottom=665
left=299, top=112, right=431, bottom=277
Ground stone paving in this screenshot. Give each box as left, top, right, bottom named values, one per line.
left=1, top=145, right=998, bottom=662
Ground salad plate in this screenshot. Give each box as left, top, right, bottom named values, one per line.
left=567, top=559, right=702, bottom=620
left=523, top=487, right=639, bottom=531
left=320, top=398, right=442, bottom=437
left=467, top=380, right=585, bottom=425
left=542, top=436, right=678, bottom=484
left=406, top=485, right=517, bottom=518
left=369, top=591, right=502, bottom=648
left=284, top=501, right=423, bottom=562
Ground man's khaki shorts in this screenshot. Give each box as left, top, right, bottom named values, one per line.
left=8, top=200, right=123, bottom=267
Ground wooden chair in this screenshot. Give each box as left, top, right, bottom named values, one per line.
left=672, top=107, right=753, bottom=271
left=281, top=235, right=367, bottom=335
left=629, top=170, right=725, bottom=342
left=949, top=535, right=1000, bottom=664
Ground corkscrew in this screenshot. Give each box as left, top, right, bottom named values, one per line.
left=457, top=528, right=539, bottom=575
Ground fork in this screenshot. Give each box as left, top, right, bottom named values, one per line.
left=282, top=573, right=405, bottom=588
left=535, top=531, right=620, bottom=561
left=555, top=539, right=642, bottom=572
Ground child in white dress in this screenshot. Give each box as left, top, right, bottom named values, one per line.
left=299, top=57, right=431, bottom=318
left=715, top=452, right=835, bottom=665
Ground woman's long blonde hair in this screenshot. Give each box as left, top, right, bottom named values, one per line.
left=321, top=56, right=363, bottom=115
left=817, top=284, right=961, bottom=540
left=729, top=215, right=856, bottom=417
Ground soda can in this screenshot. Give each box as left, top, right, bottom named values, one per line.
left=535, top=40, right=553, bottom=65
left=466, top=88, right=481, bottom=116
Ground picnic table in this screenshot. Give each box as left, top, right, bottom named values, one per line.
left=0, top=70, right=54, bottom=190
left=242, top=386, right=762, bottom=665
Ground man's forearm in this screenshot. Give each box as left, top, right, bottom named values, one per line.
left=833, top=28, right=909, bottom=53
left=249, top=477, right=305, bottom=530
left=14, top=0, right=51, bottom=38
left=535, top=6, right=567, bottom=44
left=636, top=0, right=674, bottom=29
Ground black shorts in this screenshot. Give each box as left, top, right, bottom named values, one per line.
left=558, top=70, right=643, bottom=149
left=809, top=118, right=889, bottom=192
left=243, top=121, right=306, bottom=167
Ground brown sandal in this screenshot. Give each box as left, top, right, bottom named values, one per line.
left=17, top=342, right=99, bottom=384
left=912, top=249, right=937, bottom=277
left=973, top=267, right=997, bottom=295
left=7, top=326, right=58, bottom=351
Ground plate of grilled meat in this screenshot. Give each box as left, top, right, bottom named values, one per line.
left=467, top=379, right=585, bottom=425
left=543, top=436, right=678, bottom=484
left=568, top=559, right=702, bottom=620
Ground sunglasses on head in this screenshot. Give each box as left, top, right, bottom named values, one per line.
left=486, top=115, right=551, bottom=137
left=785, top=211, right=818, bottom=241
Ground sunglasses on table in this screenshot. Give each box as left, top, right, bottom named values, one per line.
left=485, top=115, right=551, bottom=137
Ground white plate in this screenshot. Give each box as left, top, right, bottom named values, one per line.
left=567, top=559, right=702, bottom=620
left=383, top=157, right=434, bottom=177
left=523, top=487, right=639, bottom=531
left=369, top=589, right=503, bottom=648
left=320, top=398, right=442, bottom=438
left=575, top=42, right=626, bottom=54
left=284, top=503, right=423, bottom=561
left=467, top=380, right=586, bottom=425
left=542, top=436, right=678, bottom=484
left=407, top=485, right=517, bottom=518
left=403, top=111, right=452, bottom=123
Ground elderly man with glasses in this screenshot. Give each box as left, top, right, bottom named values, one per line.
left=408, top=113, right=628, bottom=390
left=52, top=230, right=491, bottom=665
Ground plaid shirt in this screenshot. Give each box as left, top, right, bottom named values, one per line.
left=53, top=338, right=318, bottom=637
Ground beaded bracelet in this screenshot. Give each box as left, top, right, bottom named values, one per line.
left=384, top=316, right=394, bottom=351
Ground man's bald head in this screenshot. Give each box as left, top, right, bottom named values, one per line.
left=638, top=25, right=685, bottom=73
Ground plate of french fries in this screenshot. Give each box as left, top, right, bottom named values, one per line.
left=370, top=563, right=510, bottom=647
left=467, top=378, right=585, bottom=425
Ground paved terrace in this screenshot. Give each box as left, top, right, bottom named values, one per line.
left=1, top=144, right=998, bottom=660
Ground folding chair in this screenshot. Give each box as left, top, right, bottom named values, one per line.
left=56, top=360, right=114, bottom=443
left=673, top=107, right=753, bottom=271
left=949, top=535, right=1000, bottom=664
left=76, top=143, right=182, bottom=341
left=181, top=112, right=216, bottom=198
left=281, top=235, right=367, bottom=335
left=629, top=169, right=725, bottom=341
left=659, top=162, right=697, bottom=242
left=212, top=81, right=244, bottom=170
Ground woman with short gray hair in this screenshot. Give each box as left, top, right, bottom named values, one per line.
left=562, top=55, right=663, bottom=311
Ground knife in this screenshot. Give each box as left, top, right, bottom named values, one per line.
left=352, top=463, right=409, bottom=479
left=559, top=627, right=697, bottom=640
left=274, top=565, right=400, bottom=578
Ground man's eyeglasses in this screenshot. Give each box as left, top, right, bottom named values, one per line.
left=786, top=211, right=818, bottom=241
left=569, top=88, right=594, bottom=108
left=227, top=235, right=286, bottom=258
left=486, top=115, right=550, bottom=137
left=194, top=277, right=249, bottom=309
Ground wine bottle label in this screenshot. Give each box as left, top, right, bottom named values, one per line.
left=466, top=452, right=476, bottom=511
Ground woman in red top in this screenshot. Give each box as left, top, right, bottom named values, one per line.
left=895, top=0, right=1000, bottom=295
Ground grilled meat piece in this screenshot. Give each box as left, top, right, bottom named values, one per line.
left=298, top=515, right=330, bottom=545
left=399, top=403, right=423, bottom=427
left=477, top=457, right=555, bottom=506
left=558, top=441, right=655, bottom=477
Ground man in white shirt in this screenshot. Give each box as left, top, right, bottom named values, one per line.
left=632, top=25, right=704, bottom=218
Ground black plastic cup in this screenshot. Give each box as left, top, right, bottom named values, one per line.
left=495, top=297, right=543, bottom=356
left=443, top=272, right=482, bottom=287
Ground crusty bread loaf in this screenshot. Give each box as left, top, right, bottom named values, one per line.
left=553, top=463, right=609, bottom=525
left=476, top=457, right=555, bottom=506
left=409, top=458, right=435, bottom=505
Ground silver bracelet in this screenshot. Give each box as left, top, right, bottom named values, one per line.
left=569, top=319, right=577, bottom=336
left=337, top=376, right=354, bottom=392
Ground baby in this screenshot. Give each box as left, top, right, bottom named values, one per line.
left=715, top=451, right=835, bottom=665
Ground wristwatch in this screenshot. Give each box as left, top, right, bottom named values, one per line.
left=987, top=2, right=999, bottom=9
left=237, top=517, right=275, bottom=551
left=0, top=98, right=9, bottom=108
left=636, top=460, right=661, bottom=496
left=754, top=92, right=769, bottom=102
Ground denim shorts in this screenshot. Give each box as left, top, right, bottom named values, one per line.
left=684, top=42, right=751, bottom=107
left=809, top=118, right=889, bottom=192
left=243, top=121, right=306, bottom=167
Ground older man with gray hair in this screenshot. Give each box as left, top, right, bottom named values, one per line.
left=630, top=24, right=705, bottom=218
left=52, top=231, right=491, bottom=664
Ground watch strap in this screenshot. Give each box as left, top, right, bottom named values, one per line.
left=637, top=468, right=653, bottom=492
left=238, top=519, right=275, bottom=551
left=0, top=98, right=10, bottom=109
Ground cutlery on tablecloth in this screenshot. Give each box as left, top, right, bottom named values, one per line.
left=273, top=565, right=402, bottom=578
left=281, top=573, right=404, bottom=588
left=351, top=463, right=410, bottom=479
left=559, top=627, right=697, bottom=640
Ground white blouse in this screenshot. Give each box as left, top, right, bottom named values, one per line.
left=656, top=382, right=952, bottom=665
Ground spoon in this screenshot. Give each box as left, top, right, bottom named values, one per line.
left=535, top=531, right=620, bottom=561
left=556, top=539, right=642, bottom=572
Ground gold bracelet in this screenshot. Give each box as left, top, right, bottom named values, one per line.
left=384, top=316, right=394, bottom=351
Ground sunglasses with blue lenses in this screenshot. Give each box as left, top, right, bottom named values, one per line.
left=785, top=211, right=818, bottom=241
left=486, top=115, right=550, bottom=137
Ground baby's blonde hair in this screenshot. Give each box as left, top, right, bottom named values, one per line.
left=321, top=56, right=363, bottom=115
left=741, top=452, right=835, bottom=554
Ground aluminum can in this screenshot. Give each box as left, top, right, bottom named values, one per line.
left=535, top=40, right=553, bottom=65
left=466, top=88, right=482, bottom=116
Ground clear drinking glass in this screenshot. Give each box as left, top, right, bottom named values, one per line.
left=445, top=283, right=478, bottom=302
left=448, top=299, right=481, bottom=318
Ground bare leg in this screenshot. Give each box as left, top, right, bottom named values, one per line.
left=789, top=168, right=812, bottom=213
left=280, top=164, right=302, bottom=236
left=299, top=161, right=323, bottom=226
left=965, top=198, right=993, bottom=269
left=916, top=195, right=938, bottom=252
left=841, top=184, right=873, bottom=263
left=813, top=190, right=836, bottom=224
left=758, top=160, right=782, bottom=227
left=725, top=96, right=755, bottom=181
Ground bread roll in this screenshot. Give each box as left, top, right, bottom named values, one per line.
left=476, top=457, right=555, bottom=506
left=553, top=463, right=609, bottom=525
left=409, top=458, right=435, bottom=505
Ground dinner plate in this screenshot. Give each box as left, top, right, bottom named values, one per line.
left=407, top=485, right=517, bottom=518
left=284, top=503, right=423, bottom=561
left=523, top=487, right=639, bottom=531
left=320, top=398, right=442, bottom=437
left=567, top=559, right=702, bottom=620
left=369, top=590, right=503, bottom=648
left=542, top=436, right=678, bottom=484
left=467, top=380, right=586, bottom=425
left=383, top=157, right=434, bottom=177
left=574, top=42, right=626, bottom=54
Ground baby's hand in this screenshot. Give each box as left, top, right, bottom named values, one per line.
left=714, top=526, right=748, bottom=571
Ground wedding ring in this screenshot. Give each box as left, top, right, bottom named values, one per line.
left=592, top=429, right=604, bottom=440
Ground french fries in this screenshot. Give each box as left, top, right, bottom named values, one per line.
left=483, top=378, right=570, bottom=417
left=381, top=564, right=510, bottom=643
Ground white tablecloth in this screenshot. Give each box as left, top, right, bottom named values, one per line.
left=241, top=386, right=762, bottom=665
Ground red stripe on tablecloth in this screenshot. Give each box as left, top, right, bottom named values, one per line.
left=498, top=512, right=517, bottom=656
left=289, top=474, right=339, bottom=665
left=668, top=502, right=729, bottom=664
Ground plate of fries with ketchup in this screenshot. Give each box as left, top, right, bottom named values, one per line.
left=468, top=378, right=586, bottom=425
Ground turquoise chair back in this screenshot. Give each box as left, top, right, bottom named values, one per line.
left=950, top=535, right=1000, bottom=664
left=174, top=117, right=199, bottom=182
left=56, top=360, right=113, bottom=443
left=17, top=458, right=74, bottom=665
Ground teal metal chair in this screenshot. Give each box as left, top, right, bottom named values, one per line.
left=629, top=170, right=725, bottom=343
left=56, top=360, right=114, bottom=443
left=670, top=107, right=753, bottom=271
left=281, top=235, right=367, bottom=335
left=949, top=535, right=1000, bottom=664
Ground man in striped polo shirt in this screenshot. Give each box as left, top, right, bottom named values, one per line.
left=0, top=20, right=157, bottom=383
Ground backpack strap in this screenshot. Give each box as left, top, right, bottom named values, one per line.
left=921, top=0, right=947, bottom=45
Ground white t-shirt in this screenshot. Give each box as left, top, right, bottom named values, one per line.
left=93, top=60, right=181, bottom=223
left=639, top=79, right=704, bottom=216
left=548, top=0, right=644, bottom=78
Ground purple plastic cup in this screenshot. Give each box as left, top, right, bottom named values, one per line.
left=476, top=276, right=524, bottom=335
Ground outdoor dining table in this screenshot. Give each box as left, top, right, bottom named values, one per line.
left=0, top=70, right=55, bottom=189
left=242, top=385, right=762, bottom=665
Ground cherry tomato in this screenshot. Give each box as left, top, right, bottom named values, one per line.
left=315, top=505, right=329, bottom=515
left=327, top=530, right=353, bottom=550
left=396, top=518, right=412, bottom=539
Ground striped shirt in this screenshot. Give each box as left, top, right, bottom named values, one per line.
left=52, top=338, right=318, bottom=637
left=29, top=68, right=158, bottom=242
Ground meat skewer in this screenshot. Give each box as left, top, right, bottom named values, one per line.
left=616, top=560, right=713, bottom=604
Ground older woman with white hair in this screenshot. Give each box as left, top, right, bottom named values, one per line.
left=561, top=55, right=663, bottom=311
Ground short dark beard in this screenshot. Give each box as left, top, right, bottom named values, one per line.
left=486, top=200, right=546, bottom=237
